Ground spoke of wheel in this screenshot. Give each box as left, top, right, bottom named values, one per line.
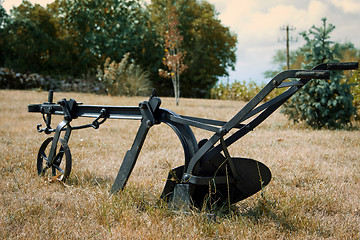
left=40, top=151, right=48, bottom=161
left=54, top=151, right=64, bottom=165
left=53, top=164, right=65, bottom=174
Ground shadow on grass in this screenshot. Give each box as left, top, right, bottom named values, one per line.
left=239, top=194, right=296, bottom=232
left=205, top=191, right=297, bottom=233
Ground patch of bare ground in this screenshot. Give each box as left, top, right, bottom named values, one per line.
left=1, top=90, right=359, bottom=239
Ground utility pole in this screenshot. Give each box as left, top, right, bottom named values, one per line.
left=280, top=25, right=296, bottom=69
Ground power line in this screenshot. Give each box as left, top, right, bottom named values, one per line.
left=279, top=25, right=297, bottom=69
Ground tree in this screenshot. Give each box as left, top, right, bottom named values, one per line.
left=51, top=0, right=156, bottom=77
left=0, top=0, right=7, bottom=28
left=264, top=49, right=291, bottom=79
left=282, top=18, right=356, bottom=129
left=149, top=0, right=237, bottom=98
left=2, top=1, right=59, bottom=73
left=0, top=0, right=9, bottom=65
left=264, top=48, right=305, bottom=79
left=159, top=6, right=187, bottom=105
left=2, top=0, right=163, bottom=85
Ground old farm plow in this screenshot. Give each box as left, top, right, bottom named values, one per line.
left=28, top=62, right=358, bottom=209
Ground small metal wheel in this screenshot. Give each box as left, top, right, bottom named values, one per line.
left=37, top=137, right=72, bottom=182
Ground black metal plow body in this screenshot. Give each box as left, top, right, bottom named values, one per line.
left=28, top=62, right=358, bottom=210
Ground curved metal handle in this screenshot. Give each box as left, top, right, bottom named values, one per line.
left=295, top=70, right=330, bottom=79
left=326, top=62, right=359, bottom=70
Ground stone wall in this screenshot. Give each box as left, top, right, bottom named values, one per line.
left=0, top=68, right=106, bottom=94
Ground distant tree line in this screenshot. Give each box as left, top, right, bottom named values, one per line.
left=0, top=0, right=237, bottom=98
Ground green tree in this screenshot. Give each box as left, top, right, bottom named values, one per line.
left=2, top=1, right=59, bottom=73
left=0, top=0, right=7, bottom=28
left=53, top=0, right=158, bottom=77
left=264, top=48, right=305, bottom=79
left=2, top=0, right=162, bottom=85
left=149, top=0, right=237, bottom=98
left=264, top=49, right=290, bottom=79
left=282, top=18, right=356, bottom=129
left=0, top=0, right=9, bottom=65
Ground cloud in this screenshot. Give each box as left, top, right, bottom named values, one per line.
left=329, top=0, right=360, bottom=14
left=209, top=0, right=360, bottom=82
left=216, top=1, right=331, bottom=46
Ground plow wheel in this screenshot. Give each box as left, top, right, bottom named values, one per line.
left=37, top=137, right=72, bottom=182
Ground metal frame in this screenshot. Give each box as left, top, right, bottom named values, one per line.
left=28, top=62, right=358, bottom=209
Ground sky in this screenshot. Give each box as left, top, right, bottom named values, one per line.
left=3, top=0, right=360, bottom=84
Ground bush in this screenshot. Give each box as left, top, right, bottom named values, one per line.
left=281, top=18, right=356, bottom=129
left=97, top=53, right=152, bottom=96
left=282, top=76, right=355, bottom=129
left=349, top=70, right=360, bottom=119
left=211, top=80, right=284, bottom=102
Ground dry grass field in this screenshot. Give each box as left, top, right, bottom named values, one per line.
left=1, top=89, right=359, bottom=239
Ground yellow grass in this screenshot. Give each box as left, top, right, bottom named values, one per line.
left=1, top=89, right=359, bottom=239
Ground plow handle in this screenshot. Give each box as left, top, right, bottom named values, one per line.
left=326, top=62, right=358, bottom=70
left=295, top=70, right=329, bottom=79
left=45, top=90, right=54, bottom=132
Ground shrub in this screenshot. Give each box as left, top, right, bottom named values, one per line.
left=282, top=76, right=355, bottom=129
left=97, top=53, right=152, bottom=96
left=211, top=80, right=284, bottom=102
left=349, top=70, right=360, bottom=119
left=282, top=18, right=356, bottom=129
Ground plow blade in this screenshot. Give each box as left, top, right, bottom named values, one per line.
left=162, top=157, right=271, bottom=209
